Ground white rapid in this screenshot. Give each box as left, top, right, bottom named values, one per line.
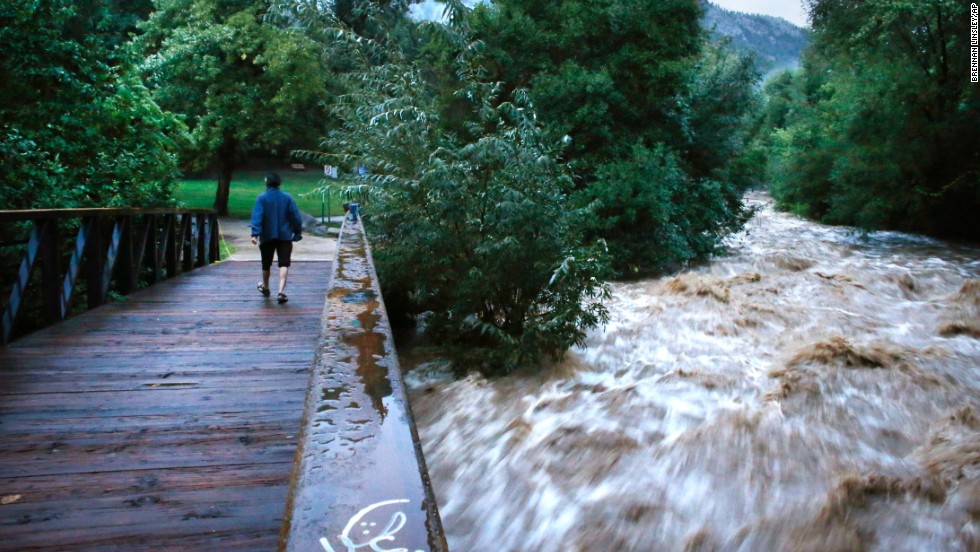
left=404, top=193, right=980, bottom=552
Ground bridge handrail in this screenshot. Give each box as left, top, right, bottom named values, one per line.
left=1, top=208, right=221, bottom=344
left=279, top=217, right=446, bottom=551
left=0, top=207, right=216, bottom=222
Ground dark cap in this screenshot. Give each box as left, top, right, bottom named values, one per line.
left=264, top=172, right=281, bottom=188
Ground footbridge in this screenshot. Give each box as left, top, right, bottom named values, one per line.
left=0, top=208, right=445, bottom=551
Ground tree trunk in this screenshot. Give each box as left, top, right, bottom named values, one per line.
left=213, top=136, right=238, bottom=216
left=213, top=168, right=232, bottom=217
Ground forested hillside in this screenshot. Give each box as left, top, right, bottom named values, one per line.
left=703, top=2, right=808, bottom=74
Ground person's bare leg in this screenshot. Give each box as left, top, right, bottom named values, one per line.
left=278, top=266, right=289, bottom=296
left=262, top=269, right=271, bottom=291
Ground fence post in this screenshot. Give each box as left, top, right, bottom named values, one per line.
left=145, top=215, right=159, bottom=284
left=86, top=217, right=105, bottom=309
left=195, top=213, right=207, bottom=267
left=117, top=216, right=136, bottom=295
left=164, top=214, right=178, bottom=278
left=180, top=214, right=193, bottom=273
left=38, top=219, right=61, bottom=324
left=208, top=215, right=220, bottom=263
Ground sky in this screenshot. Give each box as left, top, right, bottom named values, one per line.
left=411, top=1, right=811, bottom=28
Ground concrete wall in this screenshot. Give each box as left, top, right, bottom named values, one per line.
left=280, top=216, right=446, bottom=551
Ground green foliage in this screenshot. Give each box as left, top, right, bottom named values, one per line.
left=137, top=0, right=331, bottom=214
left=463, top=0, right=758, bottom=276
left=469, top=0, right=704, bottom=168
left=371, top=82, right=610, bottom=372
left=764, top=0, right=980, bottom=240
left=584, top=144, right=750, bottom=275
left=683, top=40, right=763, bottom=187
left=293, top=7, right=611, bottom=373
left=332, top=0, right=421, bottom=43
left=0, top=0, right=187, bottom=210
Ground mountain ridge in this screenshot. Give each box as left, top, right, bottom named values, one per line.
left=703, top=2, right=809, bottom=74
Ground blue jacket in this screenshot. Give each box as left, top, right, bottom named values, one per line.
left=250, top=187, right=303, bottom=243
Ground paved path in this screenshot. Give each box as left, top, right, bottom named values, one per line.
left=218, top=217, right=338, bottom=262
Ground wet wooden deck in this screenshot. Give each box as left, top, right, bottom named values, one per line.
left=0, top=260, right=331, bottom=551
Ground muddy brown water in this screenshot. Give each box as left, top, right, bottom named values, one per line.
left=404, top=192, right=980, bottom=552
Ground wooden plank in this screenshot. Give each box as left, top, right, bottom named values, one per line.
left=0, top=419, right=300, bottom=477
left=0, top=260, right=331, bottom=550
left=0, top=349, right=313, bottom=367
left=181, top=213, right=194, bottom=272
left=195, top=213, right=206, bottom=267
left=0, top=410, right=306, bottom=436
left=0, top=483, right=287, bottom=551
left=208, top=214, right=220, bottom=263
left=132, top=215, right=152, bottom=285
left=0, top=463, right=291, bottom=516
left=0, top=386, right=305, bottom=417
left=143, top=214, right=159, bottom=284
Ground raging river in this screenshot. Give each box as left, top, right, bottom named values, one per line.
left=404, top=192, right=980, bottom=552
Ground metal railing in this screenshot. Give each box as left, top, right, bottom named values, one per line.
left=0, top=208, right=220, bottom=344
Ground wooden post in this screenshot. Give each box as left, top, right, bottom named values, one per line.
left=164, top=214, right=178, bottom=278
left=116, top=216, right=136, bottom=295
left=38, top=219, right=61, bottom=325
left=195, top=213, right=206, bottom=267
left=86, top=217, right=105, bottom=309
left=181, top=214, right=193, bottom=273
left=208, top=214, right=221, bottom=263
left=144, top=215, right=159, bottom=284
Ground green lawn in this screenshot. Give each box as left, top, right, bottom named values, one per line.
left=176, top=171, right=363, bottom=219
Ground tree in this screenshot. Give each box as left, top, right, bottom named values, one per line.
left=291, top=5, right=611, bottom=373
left=468, top=0, right=704, bottom=169
left=0, top=0, right=187, bottom=211
left=137, top=0, right=330, bottom=215
left=584, top=143, right=750, bottom=276
left=333, top=0, right=421, bottom=40
left=466, top=0, right=757, bottom=275
left=765, top=0, right=980, bottom=239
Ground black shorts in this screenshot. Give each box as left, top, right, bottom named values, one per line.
left=259, top=239, right=293, bottom=270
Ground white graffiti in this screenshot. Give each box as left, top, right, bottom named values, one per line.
left=319, top=499, right=424, bottom=552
